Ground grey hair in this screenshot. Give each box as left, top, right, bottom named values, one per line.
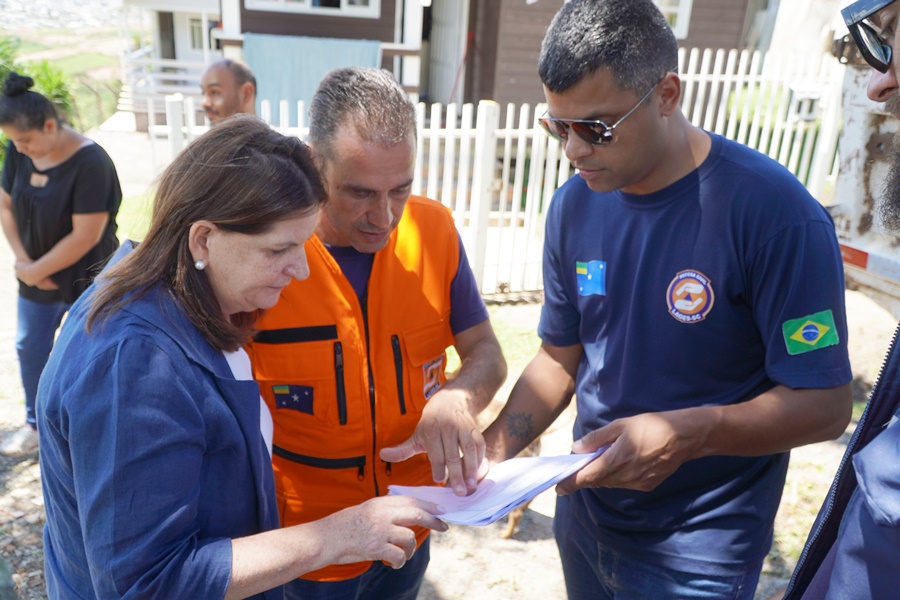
left=539, top=0, right=678, bottom=95
left=308, top=67, right=416, bottom=161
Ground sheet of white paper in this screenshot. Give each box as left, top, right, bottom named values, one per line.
left=388, top=448, right=605, bottom=526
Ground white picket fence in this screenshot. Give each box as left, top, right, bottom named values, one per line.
left=156, top=47, right=845, bottom=296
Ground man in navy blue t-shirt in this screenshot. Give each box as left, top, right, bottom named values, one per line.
left=482, top=1, right=852, bottom=599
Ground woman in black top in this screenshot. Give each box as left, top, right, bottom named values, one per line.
left=0, top=72, right=121, bottom=456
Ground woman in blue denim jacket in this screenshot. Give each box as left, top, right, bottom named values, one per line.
left=36, top=116, right=446, bottom=599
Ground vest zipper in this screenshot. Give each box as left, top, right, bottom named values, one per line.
left=272, top=445, right=366, bottom=480
left=334, top=341, right=348, bottom=425
left=361, top=301, right=380, bottom=496
left=391, top=334, right=407, bottom=415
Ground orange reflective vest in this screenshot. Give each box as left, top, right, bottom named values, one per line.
left=247, top=196, right=460, bottom=581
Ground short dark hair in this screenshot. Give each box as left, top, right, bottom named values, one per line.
left=87, top=116, right=326, bottom=351
left=308, top=67, right=416, bottom=163
left=539, top=0, right=678, bottom=95
left=0, top=72, right=59, bottom=130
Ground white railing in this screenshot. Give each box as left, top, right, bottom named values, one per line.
left=157, top=48, right=845, bottom=296
left=119, top=54, right=212, bottom=115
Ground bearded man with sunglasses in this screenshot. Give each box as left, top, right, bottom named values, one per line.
left=781, top=1, right=900, bottom=598
left=481, top=1, right=852, bottom=598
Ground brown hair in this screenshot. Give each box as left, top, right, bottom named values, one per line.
left=87, top=115, right=326, bottom=351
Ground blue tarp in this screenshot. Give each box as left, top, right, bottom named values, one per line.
left=243, top=33, right=382, bottom=127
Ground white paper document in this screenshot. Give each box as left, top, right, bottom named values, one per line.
left=388, top=448, right=606, bottom=526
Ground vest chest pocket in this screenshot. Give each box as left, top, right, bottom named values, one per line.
left=253, top=339, right=347, bottom=427
left=394, top=320, right=451, bottom=413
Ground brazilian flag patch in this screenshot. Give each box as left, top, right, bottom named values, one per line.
left=782, top=309, right=839, bottom=356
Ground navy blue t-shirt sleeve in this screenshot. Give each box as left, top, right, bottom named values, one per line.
left=449, top=233, right=489, bottom=334
left=538, top=190, right=582, bottom=347
left=750, top=220, right=852, bottom=389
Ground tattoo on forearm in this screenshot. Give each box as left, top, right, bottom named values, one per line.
left=506, top=412, right=534, bottom=442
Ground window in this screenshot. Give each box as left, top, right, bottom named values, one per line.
left=190, top=18, right=204, bottom=51
left=244, top=0, right=379, bottom=19
left=654, top=0, right=692, bottom=40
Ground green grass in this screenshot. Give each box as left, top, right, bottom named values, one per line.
left=53, top=53, right=119, bottom=77
left=443, top=305, right=541, bottom=379
left=116, top=192, right=154, bottom=243
left=488, top=309, right=541, bottom=371
left=16, top=39, right=48, bottom=54
left=85, top=27, right=120, bottom=39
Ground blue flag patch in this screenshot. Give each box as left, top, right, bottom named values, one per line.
left=576, top=260, right=607, bottom=296
left=273, top=384, right=314, bottom=415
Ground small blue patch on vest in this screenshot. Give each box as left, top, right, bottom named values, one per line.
left=273, top=384, right=314, bottom=415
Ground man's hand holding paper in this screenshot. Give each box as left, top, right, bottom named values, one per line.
left=388, top=448, right=605, bottom=526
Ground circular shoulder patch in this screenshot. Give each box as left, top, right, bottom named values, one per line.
left=666, top=269, right=715, bottom=323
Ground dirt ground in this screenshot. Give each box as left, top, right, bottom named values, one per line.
left=0, top=221, right=897, bottom=599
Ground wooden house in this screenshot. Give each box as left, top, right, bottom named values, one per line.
left=118, top=0, right=834, bottom=126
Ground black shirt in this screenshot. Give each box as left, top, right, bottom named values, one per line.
left=2, top=140, right=121, bottom=303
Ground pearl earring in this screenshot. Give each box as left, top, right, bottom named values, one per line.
left=194, top=260, right=206, bottom=271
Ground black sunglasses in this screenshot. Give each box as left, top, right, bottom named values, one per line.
left=842, top=0, right=897, bottom=73
left=538, top=79, right=661, bottom=146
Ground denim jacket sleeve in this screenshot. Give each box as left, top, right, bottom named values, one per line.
left=61, top=333, right=234, bottom=598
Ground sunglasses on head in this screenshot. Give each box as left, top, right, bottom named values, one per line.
left=538, top=77, right=662, bottom=146
left=842, top=0, right=897, bottom=73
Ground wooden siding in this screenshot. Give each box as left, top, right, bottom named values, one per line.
left=680, top=0, right=752, bottom=51
left=466, top=0, right=563, bottom=107
left=465, top=0, right=756, bottom=108
left=241, top=0, right=397, bottom=42
left=237, top=0, right=763, bottom=106
left=465, top=0, right=500, bottom=104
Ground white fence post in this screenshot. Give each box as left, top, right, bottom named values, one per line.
left=279, top=100, right=290, bottom=131
left=413, top=102, right=426, bottom=197
left=183, top=95, right=197, bottom=143
left=442, top=103, right=459, bottom=215
left=426, top=102, right=443, bottom=201
left=470, top=100, right=500, bottom=292
left=165, top=93, right=184, bottom=159
left=455, top=103, right=474, bottom=226
left=807, top=59, right=842, bottom=202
